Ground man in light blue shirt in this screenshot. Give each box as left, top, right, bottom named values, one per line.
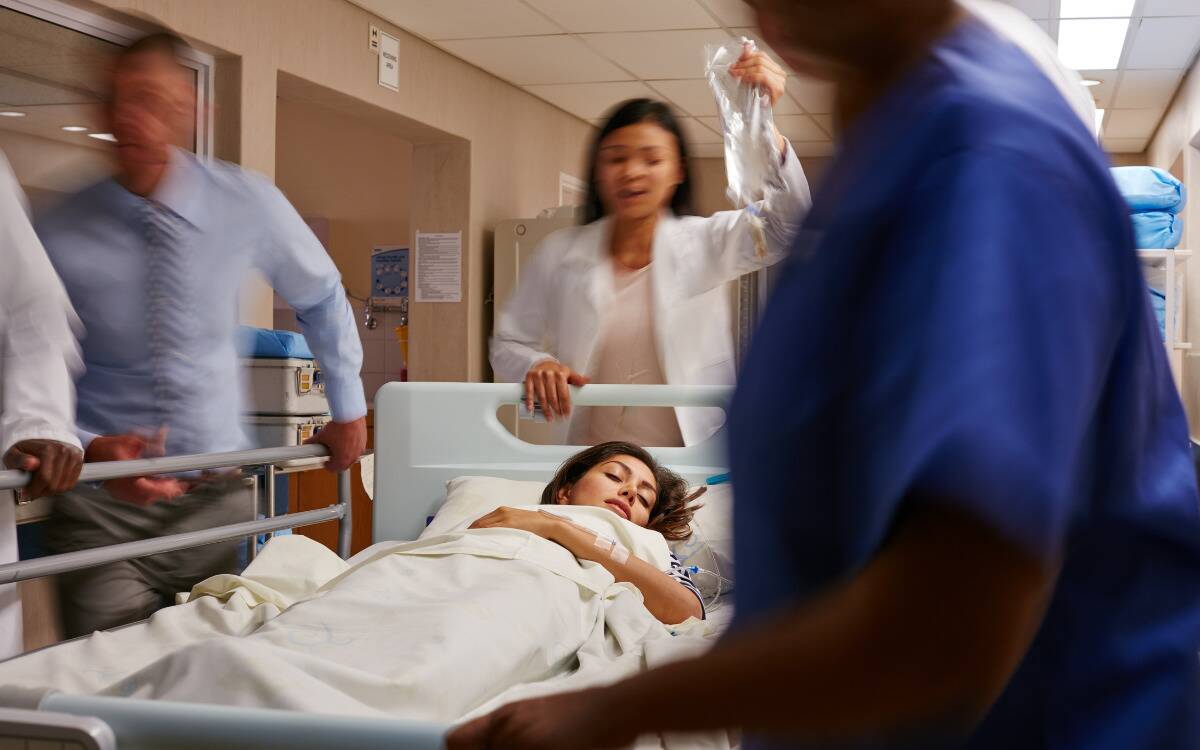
left=36, top=31, right=367, bottom=636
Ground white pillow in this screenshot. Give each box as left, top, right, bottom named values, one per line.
left=668, top=484, right=734, bottom=598
left=420, top=476, right=546, bottom=539
left=422, top=475, right=735, bottom=596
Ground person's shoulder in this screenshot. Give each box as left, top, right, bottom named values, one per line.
left=35, top=179, right=113, bottom=238
left=534, top=221, right=604, bottom=265
left=191, top=155, right=278, bottom=201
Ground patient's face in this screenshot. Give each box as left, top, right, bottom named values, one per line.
left=557, top=455, right=657, bottom=527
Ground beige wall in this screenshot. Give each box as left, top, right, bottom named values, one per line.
left=1145, top=58, right=1200, bottom=433
left=274, top=95, right=412, bottom=303
left=86, top=0, right=594, bottom=381
left=688, top=155, right=833, bottom=218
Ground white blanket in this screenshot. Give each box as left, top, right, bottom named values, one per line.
left=0, top=527, right=730, bottom=749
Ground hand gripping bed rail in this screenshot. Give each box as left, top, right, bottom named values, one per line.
left=36, top=694, right=446, bottom=750
left=0, top=445, right=356, bottom=583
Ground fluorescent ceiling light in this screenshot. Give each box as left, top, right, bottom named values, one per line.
left=1058, top=18, right=1131, bottom=70
left=1060, top=0, right=1135, bottom=17
left=1081, top=78, right=1103, bottom=87
left=1094, top=108, right=1106, bottom=136
left=61, top=125, right=88, bottom=132
left=0, top=111, right=25, bottom=117
left=88, top=132, right=117, bottom=142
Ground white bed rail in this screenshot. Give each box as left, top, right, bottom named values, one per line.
left=373, top=382, right=733, bottom=542
left=34, top=694, right=444, bottom=750
left=0, top=445, right=357, bottom=584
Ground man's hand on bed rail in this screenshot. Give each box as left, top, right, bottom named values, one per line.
left=4, top=439, right=83, bottom=500
left=85, top=432, right=188, bottom=506
left=524, top=360, right=589, bottom=422
left=305, top=416, right=366, bottom=473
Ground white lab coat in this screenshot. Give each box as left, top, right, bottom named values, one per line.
left=491, top=144, right=811, bottom=446
left=0, top=151, right=83, bottom=658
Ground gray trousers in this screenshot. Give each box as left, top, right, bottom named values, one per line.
left=45, top=477, right=253, bottom=638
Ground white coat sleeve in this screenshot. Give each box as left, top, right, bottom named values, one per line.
left=489, top=240, right=559, bottom=382
left=0, top=153, right=82, bottom=455
left=677, top=140, right=812, bottom=296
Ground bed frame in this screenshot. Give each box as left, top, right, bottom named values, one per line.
left=0, top=382, right=733, bottom=749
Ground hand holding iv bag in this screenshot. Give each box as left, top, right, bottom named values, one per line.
left=705, top=38, right=784, bottom=258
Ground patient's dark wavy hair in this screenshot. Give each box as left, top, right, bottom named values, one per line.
left=540, top=441, right=699, bottom=542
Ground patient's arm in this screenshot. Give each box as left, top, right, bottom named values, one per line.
left=468, top=507, right=704, bottom=625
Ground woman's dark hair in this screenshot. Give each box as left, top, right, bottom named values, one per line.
left=541, top=441, right=698, bottom=542
left=583, top=98, right=694, bottom=224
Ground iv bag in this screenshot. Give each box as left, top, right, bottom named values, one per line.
left=704, top=38, right=783, bottom=210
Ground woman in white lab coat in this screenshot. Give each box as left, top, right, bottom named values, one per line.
left=490, top=50, right=811, bottom=447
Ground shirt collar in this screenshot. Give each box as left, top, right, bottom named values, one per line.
left=148, top=147, right=206, bottom=228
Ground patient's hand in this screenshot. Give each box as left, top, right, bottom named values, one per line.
left=469, top=506, right=561, bottom=539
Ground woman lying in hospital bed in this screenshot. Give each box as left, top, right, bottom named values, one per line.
left=0, top=442, right=721, bottom=743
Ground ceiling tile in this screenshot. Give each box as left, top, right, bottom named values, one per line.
left=439, top=36, right=632, bottom=85
left=524, top=81, right=658, bottom=119
left=525, top=0, right=718, bottom=32
left=697, top=0, right=757, bottom=27
left=1079, top=69, right=1117, bottom=108
left=582, top=29, right=734, bottom=79
left=1125, top=16, right=1200, bottom=69
left=352, top=0, right=559, bottom=40
left=1104, top=108, right=1164, bottom=138
left=647, top=79, right=720, bottom=116
left=688, top=142, right=726, bottom=158
left=1101, top=136, right=1149, bottom=153
left=774, top=114, right=829, bottom=142
left=1113, top=69, right=1183, bottom=109
left=995, top=0, right=1052, bottom=18
left=1141, top=0, right=1200, bottom=15
left=787, top=76, right=836, bottom=113
left=679, top=116, right=723, bottom=144
left=791, top=141, right=837, bottom=157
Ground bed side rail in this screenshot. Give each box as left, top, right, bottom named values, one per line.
left=0, top=445, right=357, bottom=583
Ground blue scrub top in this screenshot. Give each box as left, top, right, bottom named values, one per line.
left=730, top=18, right=1200, bottom=750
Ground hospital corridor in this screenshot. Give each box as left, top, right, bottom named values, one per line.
left=0, top=0, right=1200, bottom=748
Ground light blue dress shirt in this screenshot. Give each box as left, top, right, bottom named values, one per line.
left=36, top=149, right=366, bottom=455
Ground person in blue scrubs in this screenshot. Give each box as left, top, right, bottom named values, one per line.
left=448, top=1, right=1200, bottom=748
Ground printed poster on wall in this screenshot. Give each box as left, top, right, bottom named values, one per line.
left=414, top=230, right=462, bottom=303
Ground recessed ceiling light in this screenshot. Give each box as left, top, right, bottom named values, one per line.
left=0, top=111, right=25, bottom=117
left=1060, top=0, right=1135, bottom=18
left=87, top=132, right=117, bottom=142
left=61, top=125, right=88, bottom=132
left=1081, top=78, right=1103, bottom=87
left=1094, top=108, right=1106, bottom=136
left=1058, top=18, right=1131, bottom=70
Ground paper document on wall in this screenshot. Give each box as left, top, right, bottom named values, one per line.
left=378, top=31, right=399, bottom=92
left=415, top=231, right=462, bottom=303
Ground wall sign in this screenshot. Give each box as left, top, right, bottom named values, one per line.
left=378, top=31, right=399, bottom=91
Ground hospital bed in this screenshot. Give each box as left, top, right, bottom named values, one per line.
left=0, top=382, right=732, bottom=750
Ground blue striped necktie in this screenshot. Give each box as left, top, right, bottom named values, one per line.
left=140, top=200, right=199, bottom=456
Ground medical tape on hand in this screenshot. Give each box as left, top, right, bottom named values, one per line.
left=541, top=510, right=631, bottom=564
left=591, top=532, right=630, bottom=563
